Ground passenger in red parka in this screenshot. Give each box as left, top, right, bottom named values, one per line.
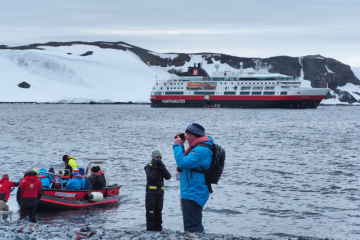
left=0, top=174, right=19, bottom=211
left=16, top=167, right=42, bottom=223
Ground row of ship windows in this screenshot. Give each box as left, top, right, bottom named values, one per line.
left=152, top=86, right=275, bottom=90
left=153, top=91, right=288, bottom=96
left=156, top=82, right=277, bottom=86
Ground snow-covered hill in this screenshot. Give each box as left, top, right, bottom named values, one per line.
left=1, top=43, right=359, bottom=104
left=0, top=45, right=169, bottom=103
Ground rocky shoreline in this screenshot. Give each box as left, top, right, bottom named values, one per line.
left=0, top=220, right=333, bottom=240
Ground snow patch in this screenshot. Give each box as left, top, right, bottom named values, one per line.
left=325, top=65, right=333, bottom=74
left=149, top=52, right=179, bottom=60
left=118, top=44, right=133, bottom=48
left=7, top=52, right=90, bottom=87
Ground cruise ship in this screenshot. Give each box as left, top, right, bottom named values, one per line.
left=150, top=60, right=329, bottom=109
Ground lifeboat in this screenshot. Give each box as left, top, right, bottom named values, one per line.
left=204, top=84, right=216, bottom=89
left=37, top=161, right=121, bottom=211
left=187, top=83, right=202, bottom=88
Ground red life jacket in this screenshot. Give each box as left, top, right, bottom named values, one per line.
left=0, top=178, right=16, bottom=202
left=19, top=175, right=42, bottom=198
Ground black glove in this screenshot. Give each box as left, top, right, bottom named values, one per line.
left=157, top=160, right=165, bottom=168
left=151, top=159, right=158, bottom=168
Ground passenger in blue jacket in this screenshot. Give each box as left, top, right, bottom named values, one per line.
left=173, top=123, right=213, bottom=233
left=66, top=169, right=86, bottom=190
left=37, top=168, right=51, bottom=189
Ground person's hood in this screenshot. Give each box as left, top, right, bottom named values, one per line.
left=23, top=174, right=38, bottom=182
left=201, top=135, right=214, bottom=146
left=73, top=175, right=85, bottom=178
left=38, top=168, right=49, bottom=177
left=0, top=178, right=9, bottom=183
left=24, top=171, right=37, bottom=177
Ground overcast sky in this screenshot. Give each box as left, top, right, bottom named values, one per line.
left=1, top=0, right=359, bottom=67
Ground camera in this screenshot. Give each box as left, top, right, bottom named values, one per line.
left=174, top=133, right=185, bottom=140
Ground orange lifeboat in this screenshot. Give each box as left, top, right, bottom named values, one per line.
left=204, top=84, right=216, bottom=89
left=187, top=83, right=202, bottom=87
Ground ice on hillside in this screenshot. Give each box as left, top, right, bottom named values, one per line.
left=8, top=52, right=89, bottom=87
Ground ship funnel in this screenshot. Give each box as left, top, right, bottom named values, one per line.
left=198, top=63, right=201, bottom=68
left=214, top=63, right=220, bottom=72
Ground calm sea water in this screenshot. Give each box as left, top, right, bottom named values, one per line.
left=1, top=104, right=360, bottom=239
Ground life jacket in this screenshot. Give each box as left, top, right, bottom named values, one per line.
left=37, top=175, right=51, bottom=189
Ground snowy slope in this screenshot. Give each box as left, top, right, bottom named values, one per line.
left=0, top=45, right=169, bottom=103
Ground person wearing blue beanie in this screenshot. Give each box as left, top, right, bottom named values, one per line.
left=173, top=123, right=214, bottom=233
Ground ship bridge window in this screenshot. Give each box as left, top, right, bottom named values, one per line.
left=154, top=91, right=162, bottom=95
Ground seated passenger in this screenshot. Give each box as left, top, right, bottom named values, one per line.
left=37, top=168, right=54, bottom=189
left=79, top=168, right=93, bottom=190
left=97, top=166, right=107, bottom=187
left=88, top=166, right=106, bottom=190
left=66, top=169, right=86, bottom=190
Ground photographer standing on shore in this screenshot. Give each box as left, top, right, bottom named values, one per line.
left=144, top=150, right=171, bottom=231
left=173, top=123, right=213, bottom=233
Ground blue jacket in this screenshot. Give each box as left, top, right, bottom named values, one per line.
left=173, top=136, right=213, bottom=207
left=66, top=174, right=86, bottom=190
left=38, top=168, right=52, bottom=189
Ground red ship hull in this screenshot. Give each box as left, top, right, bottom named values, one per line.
left=151, top=95, right=326, bottom=109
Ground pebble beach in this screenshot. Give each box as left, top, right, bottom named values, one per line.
left=0, top=220, right=334, bottom=240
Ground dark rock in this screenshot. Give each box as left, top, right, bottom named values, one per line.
left=88, top=231, right=97, bottom=238
left=324, top=91, right=335, bottom=99
left=80, top=226, right=90, bottom=232
left=67, top=53, right=72, bottom=55
left=80, top=51, right=93, bottom=56
left=18, top=82, right=31, bottom=89
left=334, top=89, right=357, bottom=103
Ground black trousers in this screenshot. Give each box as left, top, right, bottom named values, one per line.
left=20, top=206, right=37, bottom=223
left=181, top=198, right=204, bottom=233
left=145, top=193, right=164, bottom=231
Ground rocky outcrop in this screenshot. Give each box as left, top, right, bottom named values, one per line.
left=334, top=89, right=358, bottom=103
left=18, top=81, right=30, bottom=89
left=80, top=51, right=93, bottom=56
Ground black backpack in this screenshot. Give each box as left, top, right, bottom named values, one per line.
left=191, top=143, right=226, bottom=193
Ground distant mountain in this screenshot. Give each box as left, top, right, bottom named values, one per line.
left=0, top=41, right=359, bottom=104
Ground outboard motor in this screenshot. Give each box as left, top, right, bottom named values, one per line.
left=89, top=192, right=103, bottom=202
